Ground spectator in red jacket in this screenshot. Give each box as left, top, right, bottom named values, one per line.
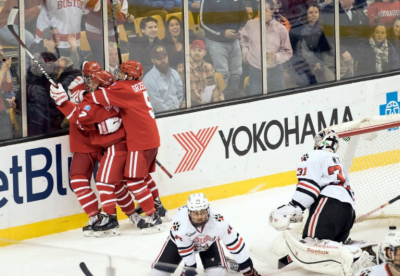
left=367, top=0, right=400, bottom=27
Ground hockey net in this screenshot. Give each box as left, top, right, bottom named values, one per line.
left=271, top=114, right=400, bottom=255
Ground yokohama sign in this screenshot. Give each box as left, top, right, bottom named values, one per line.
left=173, top=127, right=219, bottom=173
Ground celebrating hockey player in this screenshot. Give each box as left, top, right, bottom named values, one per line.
left=355, top=227, right=400, bottom=276
left=50, top=65, right=141, bottom=237
left=269, top=128, right=376, bottom=275
left=150, top=193, right=261, bottom=276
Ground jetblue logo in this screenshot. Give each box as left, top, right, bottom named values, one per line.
left=379, top=92, right=400, bottom=131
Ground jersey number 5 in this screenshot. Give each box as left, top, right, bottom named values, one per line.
left=143, top=91, right=155, bottom=119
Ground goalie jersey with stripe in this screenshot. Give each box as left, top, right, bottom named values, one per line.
left=156, top=206, right=249, bottom=268
left=355, top=263, right=393, bottom=276
left=292, top=149, right=355, bottom=210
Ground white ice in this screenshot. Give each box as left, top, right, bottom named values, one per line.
left=0, top=185, right=393, bottom=276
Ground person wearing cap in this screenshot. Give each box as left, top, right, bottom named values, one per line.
left=130, top=16, right=164, bottom=75
left=240, top=0, right=292, bottom=95
left=177, top=39, right=223, bottom=106
left=143, top=45, right=184, bottom=114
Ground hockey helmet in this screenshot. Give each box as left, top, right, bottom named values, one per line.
left=119, top=60, right=143, bottom=80
left=380, top=228, right=400, bottom=265
left=313, top=128, right=340, bottom=153
left=82, top=61, right=102, bottom=76
left=85, top=70, right=115, bottom=92
left=187, top=193, right=210, bottom=228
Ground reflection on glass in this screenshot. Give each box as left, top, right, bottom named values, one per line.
left=389, top=16, right=400, bottom=63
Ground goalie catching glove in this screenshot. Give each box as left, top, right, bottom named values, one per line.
left=50, top=83, right=68, bottom=106
left=98, top=117, right=122, bottom=135
left=269, top=202, right=303, bottom=231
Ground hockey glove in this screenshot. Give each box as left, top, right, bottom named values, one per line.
left=50, top=83, right=68, bottom=106
left=70, top=90, right=86, bottom=105
left=239, top=258, right=260, bottom=276
left=68, top=76, right=84, bottom=94
left=180, top=264, right=197, bottom=276
left=269, top=202, right=303, bottom=231
left=98, top=117, right=122, bottom=135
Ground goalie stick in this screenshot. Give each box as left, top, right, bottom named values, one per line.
left=7, top=7, right=56, bottom=87
left=257, top=195, right=400, bottom=270
left=79, top=262, right=94, bottom=276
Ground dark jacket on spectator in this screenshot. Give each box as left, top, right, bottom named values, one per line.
left=130, top=35, right=163, bottom=75
left=321, top=3, right=369, bottom=56
left=162, top=29, right=196, bottom=69
left=134, top=0, right=175, bottom=15
left=200, top=0, right=248, bottom=42
left=356, top=39, right=400, bottom=76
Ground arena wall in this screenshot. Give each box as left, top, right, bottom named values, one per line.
left=0, top=74, right=399, bottom=241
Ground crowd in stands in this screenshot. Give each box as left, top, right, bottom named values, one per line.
left=2, top=0, right=400, bottom=141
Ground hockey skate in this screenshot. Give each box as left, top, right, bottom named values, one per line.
left=129, top=212, right=146, bottom=228
left=134, top=203, right=144, bottom=215
left=155, top=197, right=171, bottom=222
left=82, top=214, right=101, bottom=237
left=226, top=257, right=240, bottom=273
left=93, top=213, right=120, bottom=237
left=138, top=211, right=165, bottom=235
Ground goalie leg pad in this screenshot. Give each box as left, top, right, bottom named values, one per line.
left=284, top=229, right=359, bottom=276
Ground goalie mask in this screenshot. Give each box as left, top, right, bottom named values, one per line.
left=187, top=193, right=210, bottom=228
left=380, top=229, right=400, bottom=270
left=313, top=128, right=340, bottom=153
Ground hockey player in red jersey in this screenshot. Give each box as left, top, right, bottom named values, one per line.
left=356, top=227, right=400, bottom=276
left=151, top=193, right=261, bottom=276
left=51, top=65, right=139, bottom=237
left=269, top=128, right=377, bottom=275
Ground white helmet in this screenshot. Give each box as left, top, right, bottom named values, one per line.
left=187, top=193, right=210, bottom=227
left=314, top=128, right=340, bottom=153
left=380, top=227, right=400, bottom=264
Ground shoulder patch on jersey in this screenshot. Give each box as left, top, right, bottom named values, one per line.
left=84, top=105, right=91, bottom=112
left=301, top=154, right=309, bottom=162
left=172, top=221, right=181, bottom=231
left=213, top=214, right=224, bottom=222
left=332, top=156, right=341, bottom=164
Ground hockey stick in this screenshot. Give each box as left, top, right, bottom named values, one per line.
left=7, top=7, right=56, bottom=87
left=156, top=159, right=173, bottom=178
left=79, top=262, right=94, bottom=276
left=110, top=0, right=122, bottom=63
left=273, top=195, right=400, bottom=269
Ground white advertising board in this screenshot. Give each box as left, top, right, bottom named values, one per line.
left=1, top=75, right=399, bottom=230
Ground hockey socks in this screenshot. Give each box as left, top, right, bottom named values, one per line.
left=71, top=175, right=99, bottom=217
left=115, top=182, right=136, bottom=216
left=96, top=182, right=117, bottom=215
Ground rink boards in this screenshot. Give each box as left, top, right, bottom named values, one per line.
left=1, top=75, right=400, bottom=241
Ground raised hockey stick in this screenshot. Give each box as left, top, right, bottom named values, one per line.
left=79, top=262, right=94, bottom=276
left=110, top=0, right=122, bottom=63
left=271, top=195, right=400, bottom=269
left=7, top=7, right=56, bottom=87
left=156, top=159, right=173, bottom=178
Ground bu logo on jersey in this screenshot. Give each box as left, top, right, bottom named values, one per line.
left=379, top=92, right=400, bottom=131
left=173, top=127, right=218, bottom=174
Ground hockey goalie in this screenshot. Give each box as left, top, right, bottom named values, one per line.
left=269, top=128, right=378, bottom=276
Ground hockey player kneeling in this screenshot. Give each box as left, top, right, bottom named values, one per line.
left=269, top=129, right=376, bottom=276
left=356, top=228, right=400, bottom=276
left=151, top=193, right=261, bottom=276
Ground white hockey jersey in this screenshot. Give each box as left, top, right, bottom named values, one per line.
left=355, top=263, right=393, bottom=276
left=168, top=206, right=249, bottom=267
left=292, top=150, right=355, bottom=210
left=35, top=0, right=101, bottom=48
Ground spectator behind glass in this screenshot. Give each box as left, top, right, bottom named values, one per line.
left=356, top=24, right=400, bottom=76
left=35, top=0, right=100, bottom=57
left=292, top=2, right=334, bottom=83
left=108, top=42, right=120, bottom=78
left=143, top=46, right=184, bottom=113
left=0, top=0, right=40, bottom=49
left=28, top=27, right=81, bottom=135
left=177, top=40, right=224, bottom=106
left=135, top=0, right=174, bottom=20
left=389, top=16, right=400, bottom=57
left=200, top=0, right=248, bottom=97
left=85, top=0, right=129, bottom=64
left=162, top=16, right=197, bottom=69
left=240, top=0, right=292, bottom=95
left=367, top=0, right=400, bottom=27
left=0, top=45, right=15, bottom=141
left=321, top=0, right=369, bottom=79
left=130, top=16, right=163, bottom=75
left=272, top=0, right=291, bottom=31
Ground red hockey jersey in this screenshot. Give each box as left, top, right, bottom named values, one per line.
left=90, top=80, right=160, bottom=151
